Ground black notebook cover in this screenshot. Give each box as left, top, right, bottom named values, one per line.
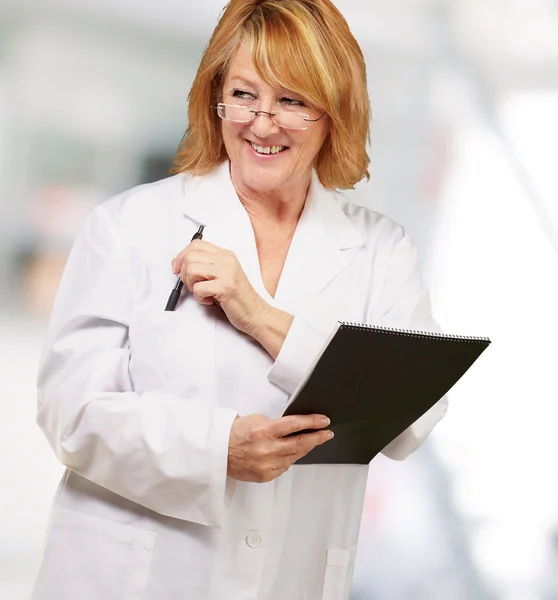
left=283, top=322, right=490, bottom=464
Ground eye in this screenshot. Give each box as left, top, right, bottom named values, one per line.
left=231, top=89, right=256, bottom=101
left=280, top=97, right=305, bottom=107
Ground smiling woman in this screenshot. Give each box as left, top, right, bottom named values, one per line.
left=31, top=2, right=447, bottom=600
left=173, top=0, right=371, bottom=191
left=219, top=42, right=332, bottom=200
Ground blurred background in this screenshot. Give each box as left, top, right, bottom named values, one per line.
left=1, top=0, right=557, bottom=598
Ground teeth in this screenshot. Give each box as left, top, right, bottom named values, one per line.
left=250, top=142, right=286, bottom=155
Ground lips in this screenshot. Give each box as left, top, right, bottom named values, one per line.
left=245, top=140, right=289, bottom=155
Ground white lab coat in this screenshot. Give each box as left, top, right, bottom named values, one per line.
left=30, top=161, right=447, bottom=600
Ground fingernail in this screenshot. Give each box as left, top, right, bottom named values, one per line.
left=321, top=417, right=330, bottom=426
left=326, top=431, right=334, bottom=440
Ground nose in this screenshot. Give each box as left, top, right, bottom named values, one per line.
left=250, top=110, right=281, bottom=138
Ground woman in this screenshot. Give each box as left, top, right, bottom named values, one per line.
left=31, top=1, right=447, bottom=599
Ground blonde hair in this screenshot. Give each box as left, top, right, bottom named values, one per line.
left=172, top=0, right=371, bottom=190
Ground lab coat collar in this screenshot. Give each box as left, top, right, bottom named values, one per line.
left=181, top=161, right=363, bottom=249
left=180, top=160, right=364, bottom=310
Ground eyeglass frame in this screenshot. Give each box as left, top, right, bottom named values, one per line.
left=215, top=102, right=327, bottom=131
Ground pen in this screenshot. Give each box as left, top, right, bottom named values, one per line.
left=165, top=225, right=205, bottom=311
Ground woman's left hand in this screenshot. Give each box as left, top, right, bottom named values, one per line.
left=171, top=239, right=268, bottom=337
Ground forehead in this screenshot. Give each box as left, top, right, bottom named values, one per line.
left=224, top=43, right=291, bottom=94
left=224, top=44, right=264, bottom=86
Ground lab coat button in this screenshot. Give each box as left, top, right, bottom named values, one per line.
left=245, top=531, right=263, bottom=548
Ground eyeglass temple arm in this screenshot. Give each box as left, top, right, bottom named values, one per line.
left=304, top=111, right=327, bottom=123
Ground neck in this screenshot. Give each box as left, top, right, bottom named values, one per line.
left=230, top=167, right=311, bottom=229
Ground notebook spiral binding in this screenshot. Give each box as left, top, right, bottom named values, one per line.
left=340, top=321, right=490, bottom=344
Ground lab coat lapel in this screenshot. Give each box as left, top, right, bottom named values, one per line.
left=180, top=162, right=364, bottom=311
left=180, top=161, right=267, bottom=299
left=274, top=172, right=364, bottom=312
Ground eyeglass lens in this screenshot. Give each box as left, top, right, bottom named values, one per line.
left=217, top=104, right=310, bottom=130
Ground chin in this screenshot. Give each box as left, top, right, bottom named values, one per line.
left=238, top=164, right=290, bottom=191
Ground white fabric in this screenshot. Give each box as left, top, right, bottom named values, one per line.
left=30, top=161, right=447, bottom=600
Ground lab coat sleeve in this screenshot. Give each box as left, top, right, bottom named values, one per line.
left=374, top=229, right=448, bottom=460
left=37, top=203, right=237, bottom=527
left=267, top=225, right=447, bottom=461
left=266, top=304, right=339, bottom=396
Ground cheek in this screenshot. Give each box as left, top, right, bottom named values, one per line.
left=221, top=122, right=243, bottom=149
left=231, top=121, right=247, bottom=134
left=296, top=127, right=328, bottom=161
left=221, top=122, right=232, bottom=144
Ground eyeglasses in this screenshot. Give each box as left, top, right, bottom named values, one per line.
left=216, top=103, right=326, bottom=131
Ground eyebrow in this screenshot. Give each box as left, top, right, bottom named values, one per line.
left=228, top=76, right=258, bottom=87
left=228, top=77, right=299, bottom=98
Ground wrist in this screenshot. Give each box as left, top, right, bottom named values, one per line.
left=244, top=297, right=271, bottom=338
left=249, top=301, right=293, bottom=359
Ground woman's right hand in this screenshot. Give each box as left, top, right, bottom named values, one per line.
left=227, top=414, right=334, bottom=482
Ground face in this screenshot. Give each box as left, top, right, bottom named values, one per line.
left=220, top=43, right=330, bottom=196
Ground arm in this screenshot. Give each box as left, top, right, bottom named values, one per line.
left=37, top=203, right=237, bottom=527
left=256, top=228, right=446, bottom=461
left=249, top=304, right=294, bottom=360
left=256, top=303, right=338, bottom=396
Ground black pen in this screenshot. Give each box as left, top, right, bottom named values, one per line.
left=165, top=225, right=205, bottom=311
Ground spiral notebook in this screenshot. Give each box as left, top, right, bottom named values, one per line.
left=283, top=321, right=490, bottom=465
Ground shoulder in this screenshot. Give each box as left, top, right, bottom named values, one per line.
left=82, top=174, right=188, bottom=247
left=99, top=174, right=187, bottom=223
left=331, top=190, right=406, bottom=252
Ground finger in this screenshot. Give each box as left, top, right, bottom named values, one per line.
left=171, top=255, right=182, bottom=275
left=181, top=263, right=216, bottom=291
left=173, top=239, right=220, bottom=257
left=171, top=239, right=220, bottom=269
left=192, top=280, right=218, bottom=305
left=270, top=414, right=330, bottom=438
left=178, top=242, right=235, bottom=264
left=278, top=429, right=334, bottom=457
left=188, top=239, right=221, bottom=252
left=172, top=249, right=216, bottom=275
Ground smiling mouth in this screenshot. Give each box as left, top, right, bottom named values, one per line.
left=247, top=140, right=289, bottom=155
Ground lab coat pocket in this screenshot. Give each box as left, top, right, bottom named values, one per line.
left=128, top=302, right=216, bottom=399
left=320, top=548, right=357, bottom=600
left=32, top=507, right=157, bottom=600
